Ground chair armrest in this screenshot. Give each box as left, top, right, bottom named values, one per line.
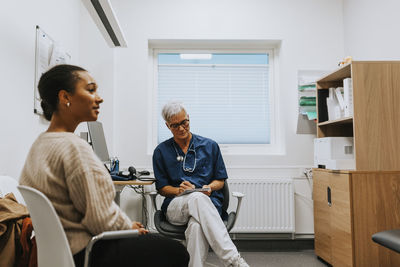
left=372, top=229, right=400, bottom=253
left=149, top=191, right=158, bottom=211
left=232, top=191, right=245, bottom=198
left=84, top=229, right=139, bottom=267
left=95, top=229, right=139, bottom=240
left=231, top=191, right=245, bottom=228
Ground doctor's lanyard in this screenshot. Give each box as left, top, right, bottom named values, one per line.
left=173, top=142, right=197, bottom=173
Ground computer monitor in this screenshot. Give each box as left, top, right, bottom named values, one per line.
left=87, top=121, right=110, bottom=163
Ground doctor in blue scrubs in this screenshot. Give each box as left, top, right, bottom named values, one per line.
left=152, top=101, right=249, bottom=267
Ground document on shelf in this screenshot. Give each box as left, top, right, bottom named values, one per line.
left=343, top=78, right=353, bottom=117
left=177, top=188, right=210, bottom=197
left=335, top=87, right=345, bottom=110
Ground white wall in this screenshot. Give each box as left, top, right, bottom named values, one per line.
left=0, top=0, right=115, bottom=178
left=343, top=0, right=400, bottom=60
left=111, top=0, right=345, bottom=234
left=112, top=0, right=344, bottom=169
left=78, top=5, right=116, bottom=155
left=0, top=0, right=80, bottom=178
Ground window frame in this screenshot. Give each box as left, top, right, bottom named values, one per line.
left=148, top=47, right=282, bottom=155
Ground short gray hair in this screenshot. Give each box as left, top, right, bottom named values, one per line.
left=162, top=101, right=187, bottom=122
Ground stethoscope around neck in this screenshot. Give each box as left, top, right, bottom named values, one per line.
left=173, top=141, right=197, bottom=173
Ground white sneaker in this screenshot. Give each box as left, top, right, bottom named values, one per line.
left=230, top=254, right=250, bottom=267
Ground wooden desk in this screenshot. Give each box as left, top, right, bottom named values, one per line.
left=113, top=179, right=154, bottom=187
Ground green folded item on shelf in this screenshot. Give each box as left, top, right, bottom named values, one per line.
left=299, top=99, right=316, bottom=106
left=298, top=84, right=316, bottom=91
left=306, top=111, right=317, bottom=120
left=300, top=106, right=316, bottom=113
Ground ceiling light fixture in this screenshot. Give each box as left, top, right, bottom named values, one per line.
left=180, top=54, right=212, bottom=60
left=81, top=0, right=127, bottom=47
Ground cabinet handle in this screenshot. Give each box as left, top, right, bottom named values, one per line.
left=327, top=186, right=332, bottom=207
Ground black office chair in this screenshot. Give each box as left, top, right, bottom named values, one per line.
left=149, top=182, right=244, bottom=239
left=372, top=229, right=400, bottom=253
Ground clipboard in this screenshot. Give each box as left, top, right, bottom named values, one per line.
left=177, top=188, right=210, bottom=197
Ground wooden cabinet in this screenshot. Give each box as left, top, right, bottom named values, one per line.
left=313, top=61, right=400, bottom=266
left=313, top=169, right=353, bottom=266
left=314, top=169, right=400, bottom=267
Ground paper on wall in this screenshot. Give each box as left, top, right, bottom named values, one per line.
left=49, top=43, right=70, bottom=67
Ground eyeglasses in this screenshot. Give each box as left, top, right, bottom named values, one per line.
left=169, top=119, right=190, bottom=129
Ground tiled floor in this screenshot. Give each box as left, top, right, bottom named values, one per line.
left=205, top=250, right=327, bottom=267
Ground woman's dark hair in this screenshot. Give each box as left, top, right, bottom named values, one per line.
left=38, top=64, right=86, bottom=121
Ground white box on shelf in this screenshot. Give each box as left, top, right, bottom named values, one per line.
left=334, top=105, right=344, bottom=120
left=343, top=78, right=353, bottom=117
left=314, top=137, right=355, bottom=170
left=327, top=87, right=345, bottom=120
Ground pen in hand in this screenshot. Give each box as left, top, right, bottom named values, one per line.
left=177, top=179, right=189, bottom=196
left=179, top=179, right=195, bottom=192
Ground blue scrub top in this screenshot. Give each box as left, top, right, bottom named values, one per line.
left=152, top=134, right=228, bottom=218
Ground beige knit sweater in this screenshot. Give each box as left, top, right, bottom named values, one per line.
left=19, top=132, right=132, bottom=254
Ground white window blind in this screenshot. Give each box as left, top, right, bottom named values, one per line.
left=157, top=53, right=271, bottom=145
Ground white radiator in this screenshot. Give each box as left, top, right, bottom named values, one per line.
left=146, top=178, right=295, bottom=233
left=228, top=178, right=295, bottom=233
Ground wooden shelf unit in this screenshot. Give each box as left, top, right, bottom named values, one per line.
left=317, top=117, right=352, bottom=126
left=313, top=61, right=400, bottom=266
left=316, top=61, right=400, bottom=171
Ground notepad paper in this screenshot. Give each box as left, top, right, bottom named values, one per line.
left=177, top=188, right=210, bottom=196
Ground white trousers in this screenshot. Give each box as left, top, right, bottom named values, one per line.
left=166, top=192, right=239, bottom=267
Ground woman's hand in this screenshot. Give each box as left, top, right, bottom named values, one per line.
left=132, top=221, right=149, bottom=235
left=202, top=185, right=212, bottom=196
left=132, top=221, right=144, bottom=229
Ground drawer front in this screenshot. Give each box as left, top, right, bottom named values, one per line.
left=313, top=170, right=332, bottom=263
left=330, top=172, right=353, bottom=267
